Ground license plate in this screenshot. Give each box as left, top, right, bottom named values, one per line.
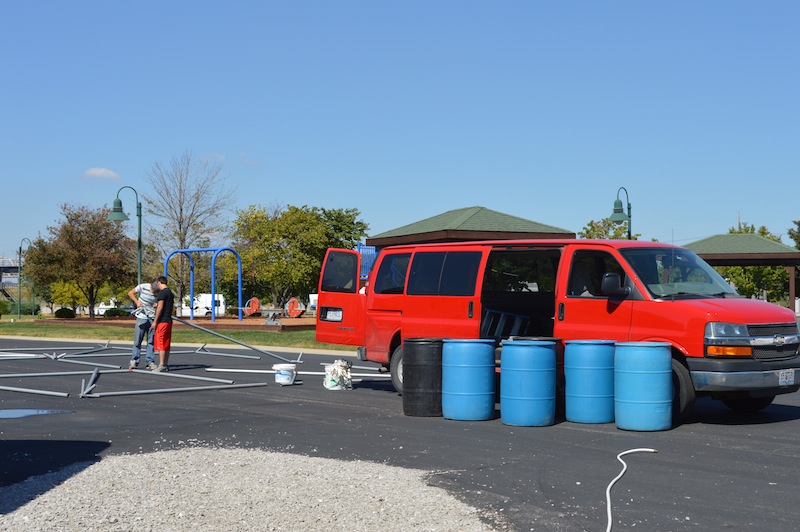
left=326, top=309, right=343, bottom=322
left=778, top=369, right=795, bottom=386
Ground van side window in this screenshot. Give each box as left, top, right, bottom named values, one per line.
left=407, top=251, right=481, bottom=296
left=320, top=252, right=359, bottom=293
left=373, top=253, right=411, bottom=294
left=569, top=251, right=625, bottom=297
left=484, top=250, right=558, bottom=292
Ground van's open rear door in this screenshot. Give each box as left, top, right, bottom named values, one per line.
left=316, top=248, right=366, bottom=346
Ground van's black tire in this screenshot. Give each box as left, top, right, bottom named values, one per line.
left=721, top=394, right=775, bottom=413
left=390, top=345, right=403, bottom=394
left=672, top=359, right=696, bottom=423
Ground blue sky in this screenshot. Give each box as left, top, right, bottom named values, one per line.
left=2, top=1, right=798, bottom=259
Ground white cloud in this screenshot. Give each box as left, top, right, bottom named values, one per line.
left=206, top=152, right=226, bottom=163
left=84, top=167, right=121, bottom=180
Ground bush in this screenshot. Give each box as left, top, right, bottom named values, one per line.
left=54, top=307, right=76, bottom=319
left=103, top=307, right=132, bottom=318
left=0, top=301, right=40, bottom=315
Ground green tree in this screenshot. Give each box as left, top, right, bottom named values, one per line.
left=788, top=220, right=800, bottom=250
left=24, top=204, right=134, bottom=317
left=51, top=280, right=88, bottom=311
left=788, top=220, right=800, bottom=296
left=578, top=219, right=640, bottom=240
left=716, top=222, right=788, bottom=301
left=227, top=204, right=368, bottom=308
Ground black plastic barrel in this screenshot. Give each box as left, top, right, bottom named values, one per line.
left=402, top=338, right=443, bottom=416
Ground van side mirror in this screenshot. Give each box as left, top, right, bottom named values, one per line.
left=601, top=272, right=630, bottom=297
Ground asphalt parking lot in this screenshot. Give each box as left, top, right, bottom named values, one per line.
left=1, top=336, right=799, bottom=531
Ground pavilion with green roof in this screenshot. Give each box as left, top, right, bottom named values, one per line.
left=366, top=206, right=575, bottom=249
left=686, top=234, right=800, bottom=310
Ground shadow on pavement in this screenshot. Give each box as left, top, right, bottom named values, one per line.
left=680, top=397, right=800, bottom=426
left=0, top=439, right=110, bottom=514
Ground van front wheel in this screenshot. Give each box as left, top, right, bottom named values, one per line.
left=672, top=359, right=696, bottom=422
left=390, top=345, right=403, bottom=394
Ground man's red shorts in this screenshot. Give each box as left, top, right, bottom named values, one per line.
left=154, top=322, right=172, bottom=351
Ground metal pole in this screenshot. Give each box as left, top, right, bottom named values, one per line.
left=173, top=316, right=295, bottom=363
left=83, top=382, right=269, bottom=398
left=17, top=238, right=32, bottom=319
left=109, top=186, right=142, bottom=287
left=625, top=190, right=632, bottom=241
left=0, top=384, right=70, bottom=397
left=136, top=197, right=142, bottom=287
left=16, top=245, right=21, bottom=319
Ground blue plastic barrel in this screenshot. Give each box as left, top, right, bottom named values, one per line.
left=500, top=340, right=556, bottom=426
left=442, top=339, right=496, bottom=421
left=614, top=342, right=673, bottom=431
left=564, top=340, right=616, bottom=423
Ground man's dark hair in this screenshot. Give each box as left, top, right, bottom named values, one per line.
left=157, top=276, right=168, bottom=285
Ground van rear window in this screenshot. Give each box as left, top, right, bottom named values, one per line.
left=320, top=252, right=359, bottom=293
left=407, top=251, right=481, bottom=296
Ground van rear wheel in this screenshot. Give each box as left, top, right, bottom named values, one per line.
left=390, top=345, right=403, bottom=394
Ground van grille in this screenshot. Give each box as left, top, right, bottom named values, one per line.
left=748, top=323, right=799, bottom=361
left=747, top=324, right=798, bottom=336
left=752, top=344, right=798, bottom=360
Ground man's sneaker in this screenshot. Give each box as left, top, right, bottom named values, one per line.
left=128, top=361, right=138, bottom=370
left=145, top=362, right=158, bottom=371
left=153, top=364, right=169, bottom=372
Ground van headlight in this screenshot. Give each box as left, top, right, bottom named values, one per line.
left=705, top=322, right=749, bottom=338
left=705, top=322, right=752, bottom=357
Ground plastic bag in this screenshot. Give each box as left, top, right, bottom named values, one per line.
left=323, top=359, right=352, bottom=390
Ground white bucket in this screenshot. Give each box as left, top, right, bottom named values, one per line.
left=272, top=364, right=297, bottom=386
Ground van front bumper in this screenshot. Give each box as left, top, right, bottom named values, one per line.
left=687, top=357, right=800, bottom=393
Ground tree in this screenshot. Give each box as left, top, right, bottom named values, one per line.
left=788, top=220, right=800, bottom=250
left=788, top=220, right=800, bottom=295
left=51, top=280, right=88, bottom=311
left=716, top=222, right=788, bottom=301
left=578, top=219, right=640, bottom=240
left=227, top=204, right=368, bottom=308
left=24, top=204, right=134, bottom=317
left=143, top=150, right=236, bottom=306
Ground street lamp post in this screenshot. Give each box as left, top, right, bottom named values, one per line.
left=17, top=237, right=32, bottom=319
left=608, top=187, right=632, bottom=240
left=108, top=186, right=142, bottom=287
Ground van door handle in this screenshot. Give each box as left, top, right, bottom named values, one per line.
left=558, top=302, right=565, bottom=321
left=468, top=301, right=474, bottom=318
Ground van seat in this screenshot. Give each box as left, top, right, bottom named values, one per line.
left=481, top=308, right=531, bottom=340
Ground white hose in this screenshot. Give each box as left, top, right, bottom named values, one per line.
left=605, top=448, right=658, bottom=532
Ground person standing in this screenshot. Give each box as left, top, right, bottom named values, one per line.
left=127, top=279, right=159, bottom=370
left=152, top=276, right=175, bottom=372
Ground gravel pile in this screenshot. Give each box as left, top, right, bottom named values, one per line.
left=0, top=447, right=502, bottom=531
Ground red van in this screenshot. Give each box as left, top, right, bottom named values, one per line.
left=316, top=239, right=800, bottom=417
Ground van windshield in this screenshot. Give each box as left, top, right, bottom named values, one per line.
left=620, top=248, right=740, bottom=299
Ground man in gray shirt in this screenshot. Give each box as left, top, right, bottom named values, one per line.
left=127, top=279, right=159, bottom=370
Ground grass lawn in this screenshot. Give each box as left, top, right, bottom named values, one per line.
left=0, top=316, right=352, bottom=351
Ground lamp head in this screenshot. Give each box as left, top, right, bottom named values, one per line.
left=608, top=198, right=630, bottom=224
left=108, top=198, right=129, bottom=222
